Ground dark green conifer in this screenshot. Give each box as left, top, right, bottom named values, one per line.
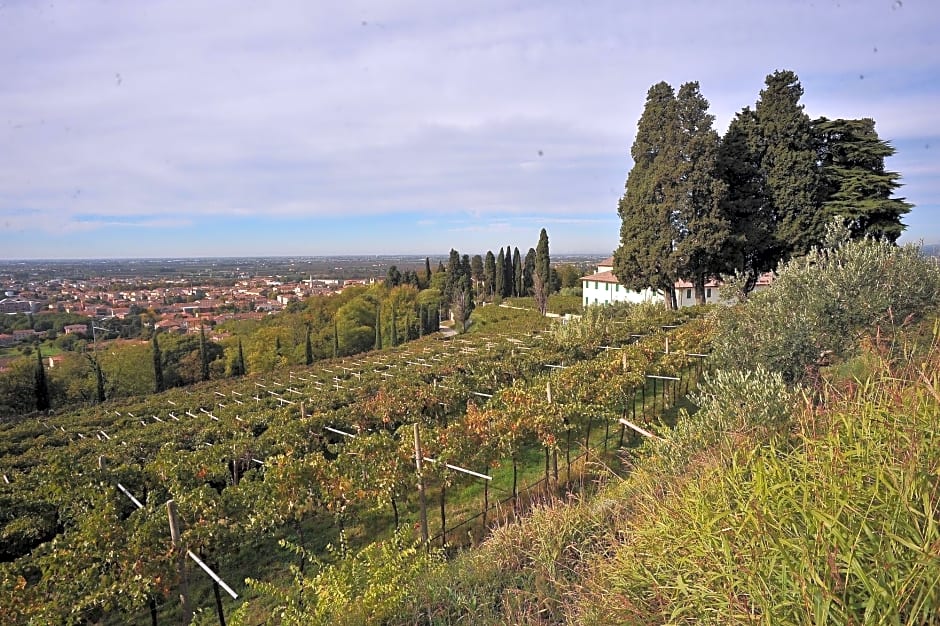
left=152, top=333, right=165, bottom=392
left=35, top=349, right=50, bottom=412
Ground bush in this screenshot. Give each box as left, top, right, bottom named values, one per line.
left=712, top=236, right=940, bottom=382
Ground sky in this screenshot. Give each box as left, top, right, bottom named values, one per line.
left=1, top=0, right=938, bottom=259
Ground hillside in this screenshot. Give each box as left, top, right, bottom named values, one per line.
left=2, top=237, right=939, bottom=625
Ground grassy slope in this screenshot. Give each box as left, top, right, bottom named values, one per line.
left=399, top=323, right=940, bottom=625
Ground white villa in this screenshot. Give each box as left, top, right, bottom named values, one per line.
left=581, top=256, right=774, bottom=308
left=581, top=257, right=660, bottom=307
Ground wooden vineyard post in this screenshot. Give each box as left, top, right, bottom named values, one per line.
left=167, top=499, right=193, bottom=625
left=482, top=480, right=488, bottom=532
left=439, top=484, right=447, bottom=548
left=413, top=424, right=429, bottom=544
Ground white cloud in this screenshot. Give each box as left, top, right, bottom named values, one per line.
left=1, top=0, right=938, bottom=252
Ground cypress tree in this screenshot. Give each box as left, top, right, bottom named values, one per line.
left=275, top=335, right=282, bottom=357
left=424, top=257, right=432, bottom=288
left=152, top=333, right=165, bottom=393
left=35, top=349, right=50, bottom=412
left=533, top=228, right=552, bottom=308
left=374, top=304, right=382, bottom=350
left=333, top=317, right=339, bottom=358
left=199, top=324, right=210, bottom=382
left=613, top=82, right=681, bottom=308
left=754, top=70, right=823, bottom=258
left=718, top=106, right=778, bottom=293
left=494, top=248, right=505, bottom=299
left=503, top=245, right=514, bottom=297
left=305, top=325, right=314, bottom=365
left=523, top=248, right=536, bottom=295
left=235, top=338, right=246, bottom=376
left=470, top=254, right=484, bottom=297
left=94, top=357, right=106, bottom=403
left=484, top=251, right=496, bottom=299
left=444, top=249, right=460, bottom=302
left=672, top=81, right=730, bottom=304
left=512, top=247, right=523, bottom=297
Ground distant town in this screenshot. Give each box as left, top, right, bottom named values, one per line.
left=0, top=254, right=599, bottom=354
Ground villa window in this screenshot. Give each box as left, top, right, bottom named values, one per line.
left=686, top=289, right=691, bottom=299
left=706, top=288, right=712, bottom=298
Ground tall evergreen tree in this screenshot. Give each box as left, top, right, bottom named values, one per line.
left=424, top=257, right=432, bottom=288
left=503, top=245, right=514, bottom=297
left=470, top=254, right=484, bottom=297
left=813, top=117, right=911, bottom=241
left=199, top=324, right=210, bottom=382
left=238, top=338, right=246, bottom=375
left=523, top=248, right=536, bottom=295
left=374, top=304, right=382, bottom=350
left=494, top=248, right=505, bottom=299
left=386, top=265, right=402, bottom=288
left=305, top=325, right=314, bottom=365
left=754, top=70, right=823, bottom=258
left=613, top=82, right=681, bottom=308
left=34, top=349, right=50, bottom=412
left=444, top=249, right=461, bottom=303
left=512, top=247, right=523, bottom=297
left=483, top=251, right=496, bottom=299
left=718, top=107, right=778, bottom=293
left=232, top=337, right=246, bottom=376
left=672, top=81, right=730, bottom=304
left=534, top=229, right=552, bottom=313
left=152, top=333, right=165, bottom=393
left=94, top=356, right=106, bottom=403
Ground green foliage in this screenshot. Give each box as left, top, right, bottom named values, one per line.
left=814, top=116, right=911, bottom=241
left=614, top=82, right=681, bottom=301
left=232, top=531, right=441, bottom=626
left=754, top=69, right=823, bottom=259
left=646, top=367, right=794, bottom=476
left=589, top=340, right=940, bottom=625
left=712, top=234, right=940, bottom=382
left=34, top=349, right=50, bottom=412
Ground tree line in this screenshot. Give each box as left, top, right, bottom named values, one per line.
left=614, top=69, right=911, bottom=307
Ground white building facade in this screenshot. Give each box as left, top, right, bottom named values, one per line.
left=582, top=256, right=774, bottom=308
left=581, top=257, right=661, bottom=307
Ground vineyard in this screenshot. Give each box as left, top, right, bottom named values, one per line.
left=0, top=302, right=714, bottom=624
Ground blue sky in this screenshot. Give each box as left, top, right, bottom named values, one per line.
left=1, top=0, right=938, bottom=258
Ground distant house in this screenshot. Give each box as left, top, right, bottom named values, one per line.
left=674, top=272, right=774, bottom=307
left=580, top=257, right=660, bottom=307
left=0, top=333, right=14, bottom=347
left=581, top=255, right=774, bottom=308
left=63, top=324, right=89, bottom=335
left=12, top=329, right=40, bottom=342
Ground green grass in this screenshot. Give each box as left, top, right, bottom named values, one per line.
left=395, top=325, right=940, bottom=625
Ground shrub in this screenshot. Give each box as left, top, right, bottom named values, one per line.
left=712, top=236, right=940, bottom=383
